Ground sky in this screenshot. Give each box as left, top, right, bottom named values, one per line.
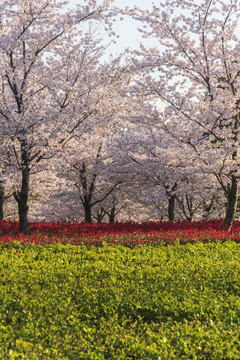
left=107, top=0, right=153, bottom=53
left=68, top=0, right=155, bottom=55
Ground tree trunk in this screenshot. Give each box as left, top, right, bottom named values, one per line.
left=96, top=208, right=105, bottom=223
left=109, top=206, right=116, bottom=223
left=168, top=194, right=176, bottom=221
left=0, top=181, right=4, bottom=220
left=84, top=202, right=92, bottom=223
left=19, top=155, right=30, bottom=234
left=97, top=212, right=102, bottom=223
left=165, top=183, right=178, bottom=222
left=17, top=198, right=29, bottom=234
left=13, top=145, right=30, bottom=234
left=222, top=175, right=238, bottom=231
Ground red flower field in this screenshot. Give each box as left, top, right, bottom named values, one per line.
left=0, top=219, right=240, bottom=247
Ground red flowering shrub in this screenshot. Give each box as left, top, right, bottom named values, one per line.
left=0, top=219, right=239, bottom=246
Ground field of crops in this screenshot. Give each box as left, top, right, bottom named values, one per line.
left=0, top=220, right=240, bottom=359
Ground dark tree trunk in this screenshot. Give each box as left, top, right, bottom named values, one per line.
left=109, top=206, right=116, bottom=223
left=96, top=208, right=105, bottom=223
left=97, top=212, right=102, bottom=223
left=165, top=183, right=178, bottom=222
left=0, top=181, right=4, bottom=220
left=15, top=168, right=30, bottom=234
left=84, top=202, right=92, bottom=223
left=168, top=194, right=176, bottom=221
left=19, top=159, right=30, bottom=234
left=222, top=175, right=238, bottom=231
left=13, top=143, right=30, bottom=234
left=202, top=196, right=215, bottom=219
left=17, top=198, right=29, bottom=234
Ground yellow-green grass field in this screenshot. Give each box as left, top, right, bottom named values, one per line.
left=0, top=241, right=240, bottom=359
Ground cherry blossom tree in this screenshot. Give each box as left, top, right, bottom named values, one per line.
left=111, top=85, right=226, bottom=222
left=115, top=120, right=193, bottom=221
left=53, top=64, right=132, bottom=223
left=63, top=141, right=122, bottom=223
left=130, top=0, right=240, bottom=230
left=0, top=0, right=116, bottom=233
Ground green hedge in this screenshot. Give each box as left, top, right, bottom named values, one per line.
left=0, top=242, right=240, bottom=359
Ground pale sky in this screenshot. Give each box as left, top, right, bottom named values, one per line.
left=68, top=0, right=155, bottom=55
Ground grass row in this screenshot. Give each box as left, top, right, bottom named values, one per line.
left=0, top=241, right=240, bottom=359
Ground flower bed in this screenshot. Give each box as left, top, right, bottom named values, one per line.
left=0, top=219, right=240, bottom=246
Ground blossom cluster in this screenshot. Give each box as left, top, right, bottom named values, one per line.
left=0, top=219, right=239, bottom=247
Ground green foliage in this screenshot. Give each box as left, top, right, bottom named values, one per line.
left=0, top=242, right=240, bottom=358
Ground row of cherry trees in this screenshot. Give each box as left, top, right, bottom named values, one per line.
left=1, top=0, right=240, bottom=232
